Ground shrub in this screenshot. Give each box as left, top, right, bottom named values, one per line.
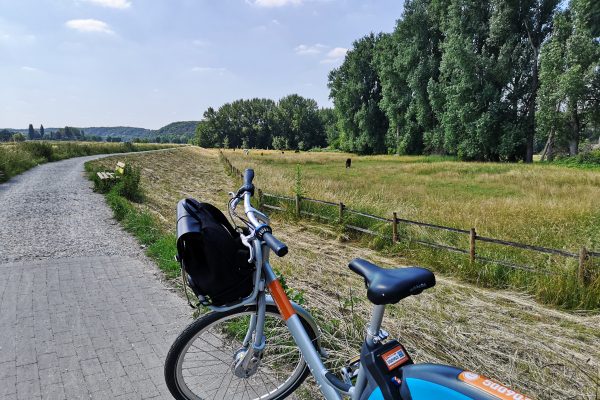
left=106, top=188, right=131, bottom=221
left=17, top=142, right=54, bottom=162
left=118, top=164, right=143, bottom=202
left=122, top=142, right=135, bottom=152
left=0, top=145, right=38, bottom=181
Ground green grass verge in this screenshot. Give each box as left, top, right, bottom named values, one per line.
left=0, top=141, right=177, bottom=183
left=85, top=162, right=180, bottom=280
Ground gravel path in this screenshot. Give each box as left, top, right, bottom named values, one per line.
left=0, top=155, right=190, bottom=399
left=0, top=154, right=147, bottom=263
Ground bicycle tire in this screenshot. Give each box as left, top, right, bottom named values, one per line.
left=164, top=304, right=317, bottom=400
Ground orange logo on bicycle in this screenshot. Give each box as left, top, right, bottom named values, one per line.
left=458, top=371, right=532, bottom=400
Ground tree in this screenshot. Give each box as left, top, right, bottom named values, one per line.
left=427, top=0, right=510, bottom=161
left=329, top=33, right=388, bottom=154
left=318, top=108, right=340, bottom=148
left=276, top=94, right=324, bottom=150
left=12, top=133, right=26, bottom=142
left=375, top=0, right=447, bottom=155
left=538, top=0, right=600, bottom=156
left=0, top=129, right=13, bottom=142
left=194, top=96, right=326, bottom=150
left=28, top=124, right=35, bottom=140
left=40, top=125, right=45, bottom=139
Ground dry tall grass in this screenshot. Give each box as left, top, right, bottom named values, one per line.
left=220, top=149, right=600, bottom=309
left=91, top=147, right=599, bottom=399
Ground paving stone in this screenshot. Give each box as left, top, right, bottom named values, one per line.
left=40, top=383, right=66, bottom=400
left=0, top=256, right=189, bottom=400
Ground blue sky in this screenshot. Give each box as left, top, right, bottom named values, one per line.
left=1, top=0, right=403, bottom=129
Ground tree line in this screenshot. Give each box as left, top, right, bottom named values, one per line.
left=328, top=0, right=599, bottom=160
left=195, top=95, right=336, bottom=150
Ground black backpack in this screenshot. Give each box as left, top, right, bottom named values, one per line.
left=176, top=198, right=254, bottom=306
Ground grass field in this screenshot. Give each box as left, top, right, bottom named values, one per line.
left=0, top=141, right=179, bottom=183
left=87, top=147, right=599, bottom=399
left=221, top=149, right=600, bottom=310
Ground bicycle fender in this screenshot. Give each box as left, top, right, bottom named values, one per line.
left=265, top=295, right=327, bottom=358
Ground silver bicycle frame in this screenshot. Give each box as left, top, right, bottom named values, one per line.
left=216, top=190, right=388, bottom=400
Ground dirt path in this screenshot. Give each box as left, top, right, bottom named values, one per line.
left=0, top=154, right=190, bottom=399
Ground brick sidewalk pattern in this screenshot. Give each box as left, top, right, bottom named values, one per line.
left=0, top=256, right=189, bottom=399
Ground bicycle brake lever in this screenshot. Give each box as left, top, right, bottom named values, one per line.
left=240, top=232, right=255, bottom=263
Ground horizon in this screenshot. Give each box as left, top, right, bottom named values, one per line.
left=0, top=0, right=403, bottom=129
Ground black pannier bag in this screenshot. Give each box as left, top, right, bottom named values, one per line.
left=176, top=198, right=254, bottom=306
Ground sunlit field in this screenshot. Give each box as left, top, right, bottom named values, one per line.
left=220, top=149, right=600, bottom=309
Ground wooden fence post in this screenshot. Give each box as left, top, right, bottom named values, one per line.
left=295, top=194, right=301, bottom=217
left=579, top=247, right=590, bottom=285
left=469, top=228, right=477, bottom=263
left=392, top=212, right=398, bottom=244
left=339, top=202, right=344, bottom=224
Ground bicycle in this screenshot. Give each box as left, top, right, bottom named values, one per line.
left=164, top=168, right=532, bottom=400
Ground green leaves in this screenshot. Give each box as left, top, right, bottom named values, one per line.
left=194, top=96, right=327, bottom=151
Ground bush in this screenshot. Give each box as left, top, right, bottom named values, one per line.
left=553, top=149, right=600, bottom=168
left=17, top=142, right=54, bottom=162
left=106, top=188, right=131, bottom=221
left=117, top=164, right=143, bottom=202
left=0, top=145, right=38, bottom=182
left=122, top=142, right=135, bottom=152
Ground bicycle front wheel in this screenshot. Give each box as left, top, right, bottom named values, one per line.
left=164, top=304, right=314, bottom=400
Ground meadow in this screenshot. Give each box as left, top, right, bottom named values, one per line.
left=86, top=147, right=600, bottom=399
left=221, top=149, right=600, bottom=310
left=0, top=141, right=179, bottom=183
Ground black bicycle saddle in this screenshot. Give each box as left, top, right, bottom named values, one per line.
left=348, top=258, right=436, bottom=305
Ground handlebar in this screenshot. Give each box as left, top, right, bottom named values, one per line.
left=234, top=168, right=287, bottom=257
left=243, top=169, right=254, bottom=187
left=262, top=232, right=288, bottom=257
left=236, top=168, right=255, bottom=197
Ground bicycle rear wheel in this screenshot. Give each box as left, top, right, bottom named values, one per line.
left=164, top=304, right=315, bottom=400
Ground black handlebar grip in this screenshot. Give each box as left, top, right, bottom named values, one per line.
left=243, top=169, right=254, bottom=187
left=263, top=232, right=288, bottom=257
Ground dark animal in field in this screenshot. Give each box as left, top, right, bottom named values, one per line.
left=281, top=151, right=285, bottom=154
left=346, top=158, right=352, bottom=168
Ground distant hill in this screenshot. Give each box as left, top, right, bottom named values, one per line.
left=2, top=121, right=200, bottom=142
left=155, top=121, right=199, bottom=137
left=82, top=126, right=153, bottom=139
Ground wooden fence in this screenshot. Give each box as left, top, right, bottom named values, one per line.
left=219, top=151, right=598, bottom=284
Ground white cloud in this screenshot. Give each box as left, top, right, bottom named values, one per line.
left=65, top=19, right=114, bottom=34
left=80, top=0, right=131, bottom=9
left=321, top=47, right=348, bottom=63
left=21, top=66, right=38, bottom=72
left=248, top=0, right=302, bottom=7
left=294, top=43, right=326, bottom=55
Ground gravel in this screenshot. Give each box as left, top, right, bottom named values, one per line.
left=0, top=154, right=146, bottom=263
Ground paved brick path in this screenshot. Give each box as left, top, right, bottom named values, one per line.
left=0, top=257, right=189, bottom=399
left=0, top=155, right=190, bottom=399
